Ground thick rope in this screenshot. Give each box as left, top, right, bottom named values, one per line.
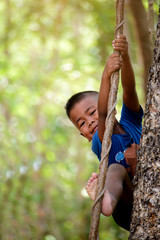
left=91, top=18, right=124, bottom=215
left=115, top=19, right=125, bottom=36
left=91, top=99, right=117, bottom=209
left=88, top=1, right=125, bottom=239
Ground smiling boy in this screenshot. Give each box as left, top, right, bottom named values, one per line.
left=68, top=91, right=98, bottom=142
left=65, top=35, right=143, bottom=230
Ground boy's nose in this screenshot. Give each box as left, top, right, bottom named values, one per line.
left=89, top=120, right=94, bottom=127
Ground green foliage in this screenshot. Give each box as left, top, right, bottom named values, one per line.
left=1, top=0, right=158, bottom=239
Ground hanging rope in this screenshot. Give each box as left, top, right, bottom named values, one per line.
left=88, top=1, right=125, bottom=239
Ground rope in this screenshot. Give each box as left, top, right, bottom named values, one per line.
left=91, top=16, right=124, bottom=210
left=88, top=1, right=125, bottom=239
left=115, top=19, right=125, bottom=36
left=91, top=99, right=117, bottom=210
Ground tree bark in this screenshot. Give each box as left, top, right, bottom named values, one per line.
left=148, top=0, right=155, bottom=47
left=129, top=7, right=160, bottom=240
left=128, top=0, right=153, bottom=95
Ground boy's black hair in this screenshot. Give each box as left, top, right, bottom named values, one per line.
left=65, top=90, right=98, bottom=119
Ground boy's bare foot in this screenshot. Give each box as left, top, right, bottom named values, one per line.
left=86, top=172, right=117, bottom=216
left=86, top=172, right=98, bottom=201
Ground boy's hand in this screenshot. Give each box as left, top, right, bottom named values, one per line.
left=112, top=35, right=129, bottom=60
left=102, top=52, right=123, bottom=80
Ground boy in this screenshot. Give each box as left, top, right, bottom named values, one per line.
left=65, top=35, right=143, bottom=230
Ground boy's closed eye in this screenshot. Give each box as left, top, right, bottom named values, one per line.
left=80, top=121, right=85, bottom=128
left=90, top=110, right=96, bottom=115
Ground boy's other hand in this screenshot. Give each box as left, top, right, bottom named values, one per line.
left=102, top=52, right=123, bottom=80
left=112, top=35, right=129, bottom=61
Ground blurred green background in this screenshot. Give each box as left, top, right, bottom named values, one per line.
left=0, top=0, right=158, bottom=239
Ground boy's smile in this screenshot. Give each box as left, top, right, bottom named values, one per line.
left=69, top=96, right=98, bottom=142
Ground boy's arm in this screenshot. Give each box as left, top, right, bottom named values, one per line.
left=98, top=53, right=123, bottom=142
left=121, top=56, right=140, bottom=112
left=113, top=35, right=140, bottom=112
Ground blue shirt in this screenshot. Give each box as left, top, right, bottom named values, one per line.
left=92, top=104, right=143, bottom=178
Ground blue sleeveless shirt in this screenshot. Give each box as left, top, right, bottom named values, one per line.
left=92, top=104, right=143, bottom=179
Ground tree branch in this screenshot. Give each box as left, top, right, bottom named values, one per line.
left=129, top=0, right=153, bottom=95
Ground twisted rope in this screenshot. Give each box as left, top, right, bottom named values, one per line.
left=89, top=1, right=125, bottom=239
left=91, top=99, right=117, bottom=210
left=115, top=19, right=125, bottom=36
left=91, top=18, right=125, bottom=213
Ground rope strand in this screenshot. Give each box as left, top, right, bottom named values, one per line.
left=115, top=20, right=125, bottom=36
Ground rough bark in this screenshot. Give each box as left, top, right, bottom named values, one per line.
left=148, top=0, right=155, bottom=48
left=129, top=7, right=160, bottom=240
left=88, top=1, right=125, bottom=239
left=128, top=0, right=153, bottom=95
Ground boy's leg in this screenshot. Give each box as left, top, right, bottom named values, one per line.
left=86, top=164, right=133, bottom=230
left=112, top=198, right=133, bottom=230
left=102, top=163, right=133, bottom=230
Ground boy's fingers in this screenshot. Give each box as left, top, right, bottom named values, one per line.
left=113, top=46, right=127, bottom=52
left=112, top=43, right=128, bottom=53
left=112, top=41, right=127, bottom=47
left=113, top=41, right=127, bottom=46
left=113, top=45, right=127, bottom=51
left=112, top=34, right=126, bottom=41
left=117, top=34, right=126, bottom=39
left=112, top=38, right=126, bottom=42
left=110, top=60, right=123, bottom=68
left=111, top=52, right=120, bottom=57
left=112, top=39, right=127, bottom=46
left=110, top=56, right=123, bottom=64
left=113, top=64, right=122, bottom=70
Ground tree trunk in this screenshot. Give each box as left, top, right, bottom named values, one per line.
left=128, top=0, right=153, bottom=95
left=129, top=7, right=160, bottom=240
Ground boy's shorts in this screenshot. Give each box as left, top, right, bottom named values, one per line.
left=112, top=199, right=133, bottom=231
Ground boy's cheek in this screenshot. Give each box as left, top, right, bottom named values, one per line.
left=80, top=132, right=91, bottom=142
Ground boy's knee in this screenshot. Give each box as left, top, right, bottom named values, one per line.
left=101, top=193, right=118, bottom=217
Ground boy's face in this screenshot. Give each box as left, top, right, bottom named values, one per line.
left=69, top=96, right=98, bottom=142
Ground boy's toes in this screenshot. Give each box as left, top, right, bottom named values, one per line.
left=85, top=173, right=98, bottom=201
left=92, top=172, right=98, bottom=179
left=87, top=173, right=98, bottom=186
left=86, top=172, right=98, bottom=191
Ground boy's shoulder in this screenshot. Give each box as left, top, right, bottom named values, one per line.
left=120, top=103, right=143, bottom=125
left=119, top=103, right=143, bottom=145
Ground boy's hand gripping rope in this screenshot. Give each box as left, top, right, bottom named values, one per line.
left=88, top=1, right=125, bottom=240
